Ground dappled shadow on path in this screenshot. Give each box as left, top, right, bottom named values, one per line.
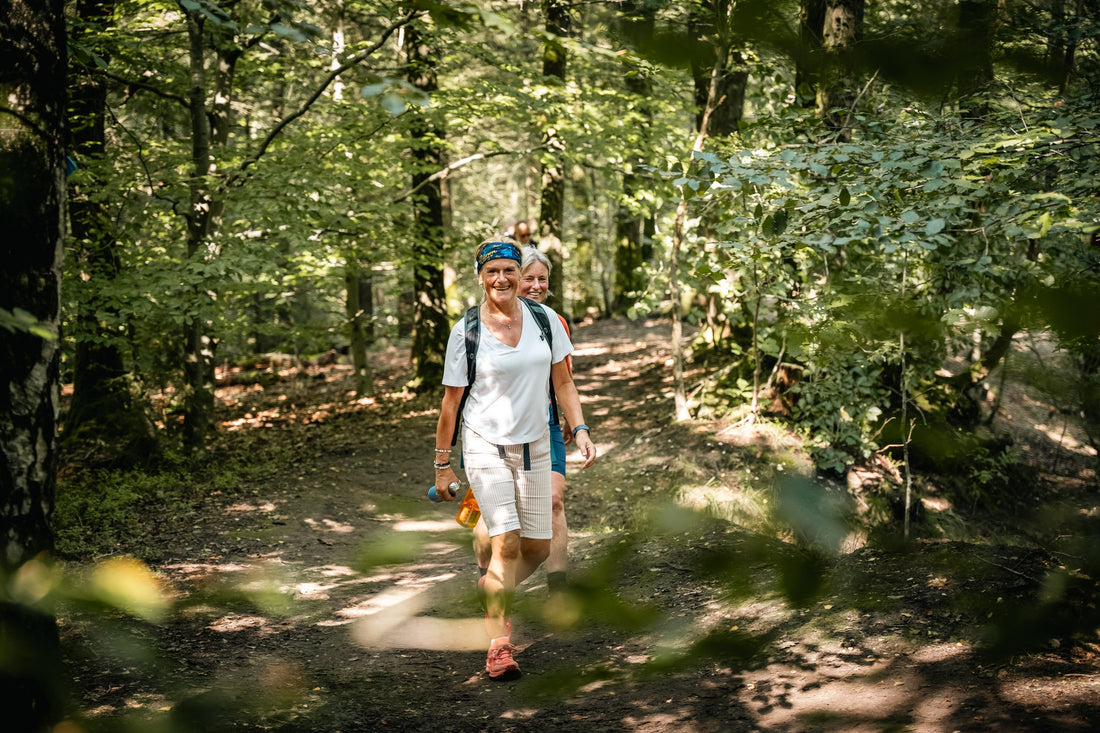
left=59, top=317, right=1100, bottom=732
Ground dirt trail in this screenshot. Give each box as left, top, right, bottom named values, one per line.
left=63, top=318, right=1099, bottom=732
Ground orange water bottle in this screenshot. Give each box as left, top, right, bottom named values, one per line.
left=455, top=487, right=481, bottom=528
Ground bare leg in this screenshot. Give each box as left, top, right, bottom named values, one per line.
left=473, top=518, right=492, bottom=571
left=484, top=531, right=550, bottom=639
left=546, top=471, right=567, bottom=575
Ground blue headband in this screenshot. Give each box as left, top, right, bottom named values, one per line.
left=476, top=241, right=522, bottom=272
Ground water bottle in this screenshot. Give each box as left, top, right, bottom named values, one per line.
left=428, top=481, right=460, bottom=502
left=455, top=487, right=481, bottom=529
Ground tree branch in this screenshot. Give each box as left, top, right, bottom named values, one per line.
left=226, top=8, right=423, bottom=189
left=390, top=146, right=549, bottom=204
left=99, top=69, right=190, bottom=108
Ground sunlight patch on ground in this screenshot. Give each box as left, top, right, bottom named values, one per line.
left=392, top=518, right=466, bottom=532
left=356, top=615, right=487, bottom=650
left=347, top=578, right=487, bottom=650
left=334, top=573, right=456, bottom=626
left=1036, top=422, right=1097, bottom=456
left=743, top=665, right=916, bottom=729
left=209, top=613, right=268, bottom=632
left=303, top=517, right=355, bottom=533
left=317, top=564, right=356, bottom=578
left=161, top=561, right=253, bottom=577
left=909, top=641, right=971, bottom=663
left=225, top=501, right=278, bottom=513
left=1000, top=674, right=1100, bottom=706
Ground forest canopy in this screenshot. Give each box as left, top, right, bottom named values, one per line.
left=52, top=0, right=1100, bottom=480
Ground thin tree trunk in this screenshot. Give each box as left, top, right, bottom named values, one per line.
left=957, top=0, right=997, bottom=120
left=538, top=0, right=570, bottom=313
left=613, top=1, right=654, bottom=315
left=182, top=10, right=216, bottom=451
left=66, top=0, right=159, bottom=465
left=797, top=0, right=826, bottom=105
left=405, top=22, right=450, bottom=391
left=0, top=1, right=67, bottom=727
left=671, top=53, right=725, bottom=422
left=345, top=255, right=374, bottom=397
left=816, top=0, right=864, bottom=141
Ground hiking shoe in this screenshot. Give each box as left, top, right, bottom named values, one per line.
left=486, top=642, right=521, bottom=680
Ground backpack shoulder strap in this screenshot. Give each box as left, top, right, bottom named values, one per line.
left=519, top=297, right=560, bottom=426
left=519, top=297, right=553, bottom=348
left=451, top=305, right=480, bottom=446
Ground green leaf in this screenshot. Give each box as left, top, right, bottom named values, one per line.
left=925, top=218, right=946, bottom=235
left=838, top=188, right=851, bottom=206
left=0, top=307, right=58, bottom=340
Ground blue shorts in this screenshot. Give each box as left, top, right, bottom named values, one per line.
left=550, top=423, right=566, bottom=476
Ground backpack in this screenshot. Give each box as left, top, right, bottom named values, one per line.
left=450, top=297, right=560, bottom=446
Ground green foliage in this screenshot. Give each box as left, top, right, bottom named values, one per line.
left=54, top=452, right=279, bottom=560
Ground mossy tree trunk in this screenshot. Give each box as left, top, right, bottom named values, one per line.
left=0, top=1, right=67, bottom=728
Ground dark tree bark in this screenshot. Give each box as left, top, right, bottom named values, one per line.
left=816, top=0, right=864, bottom=141
left=689, top=1, right=748, bottom=137
left=797, top=0, right=826, bottom=105
left=689, top=2, right=748, bottom=348
left=0, top=1, right=67, bottom=728
left=181, top=9, right=217, bottom=451
left=344, top=255, right=375, bottom=397
left=538, top=0, right=571, bottom=313
left=957, top=0, right=997, bottom=119
left=1046, top=0, right=1081, bottom=95
left=611, top=3, right=653, bottom=315
left=405, top=21, right=450, bottom=391
left=65, top=0, right=159, bottom=466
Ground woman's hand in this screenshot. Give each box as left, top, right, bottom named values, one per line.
left=434, top=465, right=460, bottom=501
left=574, top=430, right=597, bottom=469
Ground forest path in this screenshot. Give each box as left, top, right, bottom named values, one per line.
left=63, top=317, right=1099, bottom=732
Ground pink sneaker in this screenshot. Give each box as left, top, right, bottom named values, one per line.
left=486, top=641, right=520, bottom=680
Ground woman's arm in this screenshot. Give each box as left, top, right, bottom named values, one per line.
left=432, top=385, right=466, bottom=500
left=551, top=360, right=596, bottom=468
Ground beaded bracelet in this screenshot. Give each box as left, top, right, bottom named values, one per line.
left=435, top=448, right=452, bottom=454
left=433, top=461, right=451, bottom=470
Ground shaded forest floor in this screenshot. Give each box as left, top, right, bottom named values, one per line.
left=59, top=317, right=1100, bottom=732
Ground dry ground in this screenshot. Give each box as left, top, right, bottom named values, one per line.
left=61, top=317, right=1100, bottom=732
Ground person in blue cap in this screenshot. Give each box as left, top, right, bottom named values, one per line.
left=431, top=235, right=596, bottom=680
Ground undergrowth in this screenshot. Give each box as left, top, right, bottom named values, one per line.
left=54, top=450, right=281, bottom=560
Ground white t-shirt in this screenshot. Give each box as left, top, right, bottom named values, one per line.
left=443, top=301, right=574, bottom=445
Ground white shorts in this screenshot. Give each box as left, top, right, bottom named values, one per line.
left=462, top=427, right=552, bottom=540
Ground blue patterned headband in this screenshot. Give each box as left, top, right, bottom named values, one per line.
left=476, top=241, right=522, bottom=272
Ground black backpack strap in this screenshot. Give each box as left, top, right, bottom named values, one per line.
left=451, top=305, right=480, bottom=446
left=519, top=297, right=560, bottom=427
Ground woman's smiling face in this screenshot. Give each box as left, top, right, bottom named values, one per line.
left=518, top=262, right=549, bottom=303
left=479, top=259, right=519, bottom=304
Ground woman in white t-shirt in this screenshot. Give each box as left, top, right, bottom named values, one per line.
left=432, top=236, right=596, bottom=681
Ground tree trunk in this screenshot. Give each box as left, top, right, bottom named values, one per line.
left=538, top=0, right=570, bottom=313
left=816, top=0, right=864, bottom=141
left=613, top=1, right=655, bottom=315
left=0, top=1, right=67, bottom=728
left=181, top=10, right=216, bottom=451
left=690, top=2, right=748, bottom=348
left=1046, top=0, right=1081, bottom=95
left=344, top=255, right=374, bottom=397
left=65, top=0, right=159, bottom=466
left=797, top=0, right=827, bottom=105
left=957, top=0, right=997, bottom=119
left=405, top=22, right=450, bottom=391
